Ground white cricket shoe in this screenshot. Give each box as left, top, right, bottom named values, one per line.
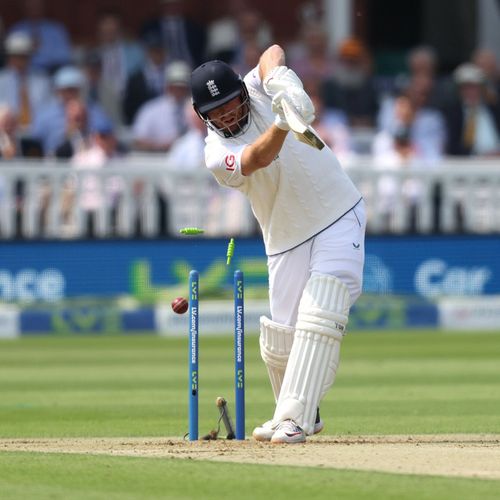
left=270, top=419, right=306, bottom=444
left=252, top=419, right=277, bottom=441
left=252, top=409, right=323, bottom=441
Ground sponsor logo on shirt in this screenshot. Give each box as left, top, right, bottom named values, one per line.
left=225, top=154, right=235, bottom=171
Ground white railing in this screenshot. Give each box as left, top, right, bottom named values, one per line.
left=0, top=155, right=255, bottom=239
left=0, top=155, right=499, bottom=239
left=345, top=157, right=500, bottom=234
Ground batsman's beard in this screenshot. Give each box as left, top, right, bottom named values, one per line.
left=208, top=100, right=251, bottom=138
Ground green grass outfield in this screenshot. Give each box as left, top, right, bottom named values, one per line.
left=1, top=330, right=500, bottom=499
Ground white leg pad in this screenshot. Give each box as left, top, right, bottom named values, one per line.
left=259, top=316, right=295, bottom=402
left=273, top=274, right=350, bottom=435
left=320, top=340, right=341, bottom=401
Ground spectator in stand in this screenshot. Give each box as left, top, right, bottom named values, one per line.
left=232, top=40, right=261, bottom=79
left=287, top=21, right=335, bottom=83
left=206, top=0, right=242, bottom=62
left=234, top=9, right=272, bottom=59
left=392, top=46, right=452, bottom=111
left=122, top=33, right=168, bottom=125
left=444, top=63, right=500, bottom=156
left=30, top=65, right=111, bottom=155
left=378, top=71, right=444, bottom=140
left=374, top=93, right=445, bottom=165
left=305, top=82, right=353, bottom=163
left=81, top=50, right=123, bottom=128
left=167, top=102, right=206, bottom=167
left=372, top=94, right=445, bottom=231
left=141, top=0, right=206, bottom=68
left=8, top=0, right=71, bottom=74
left=72, top=115, right=122, bottom=166
left=206, top=3, right=272, bottom=65
left=405, top=73, right=434, bottom=111
left=54, top=99, right=91, bottom=159
left=131, top=61, right=190, bottom=152
left=377, top=74, right=446, bottom=161
left=472, top=48, right=500, bottom=106
left=321, top=37, right=378, bottom=128
left=50, top=100, right=92, bottom=231
left=70, top=116, right=124, bottom=237
left=96, top=10, right=144, bottom=104
left=408, top=46, right=436, bottom=77
left=0, top=32, right=51, bottom=131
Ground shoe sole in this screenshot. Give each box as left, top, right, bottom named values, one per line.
left=252, top=432, right=272, bottom=442
left=271, top=435, right=306, bottom=444
left=271, top=428, right=307, bottom=444
left=253, top=421, right=324, bottom=442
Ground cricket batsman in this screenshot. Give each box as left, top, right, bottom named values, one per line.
left=190, top=45, right=366, bottom=443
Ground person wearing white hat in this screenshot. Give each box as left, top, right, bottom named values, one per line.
left=7, top=0, right=71, bottom=73
left=444, top=62, right=500, bottom=156
left=131, top=60, right=191, bottom=152
left=0, top=31, right=51, bottom=129
left=29, top=65, right=112, bottom=155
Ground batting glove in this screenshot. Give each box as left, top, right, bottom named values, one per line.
left=272, top=89, right=315, bottom=127
left=287, top=87, right=316, bottom=125
left=263, top=66, right=303, bottom=97
left=271, top=91, right=291, bottom=130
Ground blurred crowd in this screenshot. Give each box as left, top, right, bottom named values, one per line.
left=0, top=0, right=499, bottom=236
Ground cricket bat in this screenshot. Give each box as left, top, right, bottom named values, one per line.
left=281, top=99, right=325, bottom=151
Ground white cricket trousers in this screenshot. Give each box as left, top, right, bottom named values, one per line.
left=267, top=201, right=366, bottom=326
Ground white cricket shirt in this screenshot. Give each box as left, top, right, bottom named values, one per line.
left=204, top=66, right=362, bottom=255
left=132, top=95, right=186, bottom=146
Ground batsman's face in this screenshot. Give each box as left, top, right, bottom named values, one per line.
left=207, top=96, right=246, bottom=133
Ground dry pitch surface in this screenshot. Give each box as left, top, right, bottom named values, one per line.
left=2, top=434, right=499, bottom=480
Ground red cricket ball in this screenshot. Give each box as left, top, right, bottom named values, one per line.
left=171, top=297, right=188, bottom=314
